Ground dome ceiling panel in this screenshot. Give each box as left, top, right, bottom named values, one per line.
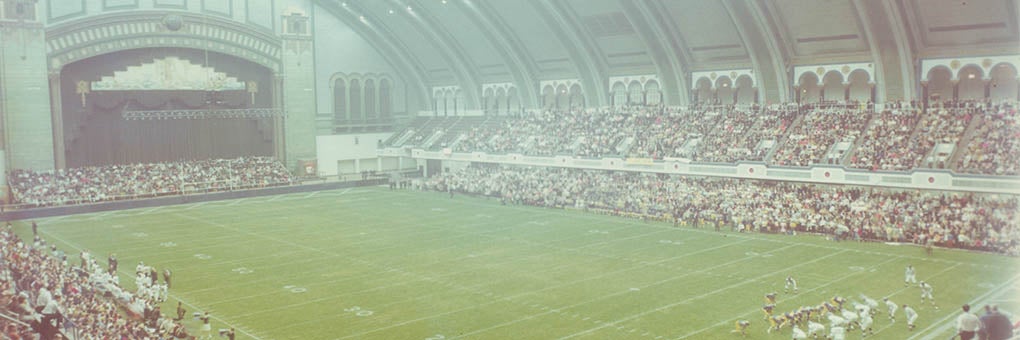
left=416, top=0, right=510, bottom=80
left=488, top=0, right=573, bottom=67
left=905, top=0, right=1018, bottom=48
left=563, top=0, right=654, bottom=71
left=360, top=1, right=454, bottom=82
left=659, top=0, right=749, bottom=67
left=771, top=0, right=869, bottom=57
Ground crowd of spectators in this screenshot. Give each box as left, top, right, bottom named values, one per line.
left=0, top=225, right=192, bottom=339
left=8, top=157, right=293, bottom=207
left=427, top=165, right=1019, bottom=255
left=771, top=107, right=871, bottom=167
left=955, top=102, right=1020, bottom=176
left=390, top=100, right=1019, bottom=175
left=849, top=108, right=923, bottom=171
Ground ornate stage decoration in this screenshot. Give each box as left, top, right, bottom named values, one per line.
left=91, top=56, right=245, bottom=91
left=122, top=108, right=284, bottom=120
left=247, top=81, right=258, bottom=105
left=75, top=80, right=90, bottom=107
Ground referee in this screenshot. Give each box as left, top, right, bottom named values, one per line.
left=956, top=304, right=981, bottom=340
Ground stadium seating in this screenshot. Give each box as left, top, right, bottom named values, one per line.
left=427, top=165, right=1019, bottom=255
left=0, top=226, right=165, bottom=339
left=8, top=157, right=292, bottom=207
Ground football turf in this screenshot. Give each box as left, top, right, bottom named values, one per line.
left=13, top=186, right=1020, bottom=339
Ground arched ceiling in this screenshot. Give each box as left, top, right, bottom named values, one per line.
left=315, top=0, right=1020, bottom=106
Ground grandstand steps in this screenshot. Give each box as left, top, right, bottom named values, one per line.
left=843, top=111, right=880, bottom=167
left=615, top=136, right=635, bottom=156
left=391, top=128, right=417, bottom=147
left=765, top=110, right=808, bottom=164
left=420, top=130, right=446, bottom=149
left=947, top=113, right=987, bottom=171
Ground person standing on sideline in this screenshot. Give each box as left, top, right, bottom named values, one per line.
left=174, top=301, right=186, bottom=321
left=200, top=311, right=212, bottom=339
left=31, top=221, right=37, bottom=236
left=956, top=304, right=981, bottom=340
left=163, top=268, right=172, bottom=289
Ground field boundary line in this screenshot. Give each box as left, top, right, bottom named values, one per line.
left=906, top=272, right=1020, bottom=340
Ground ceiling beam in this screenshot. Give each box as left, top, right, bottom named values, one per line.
left=620, top=0, right=690, bottom=105
left=457, top=0, right=541, bottom=108
left=528, top=0, right=609, bottom=106
left=395, top=0, right=482, bottom=109
left=849, top=0, right=917, bottom=102
left=722, top=0, right=790, bottom=103
left=315, top=0, right=431, bottom=109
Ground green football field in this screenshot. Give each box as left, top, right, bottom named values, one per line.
left=13, top=186, right=1020, bottom=340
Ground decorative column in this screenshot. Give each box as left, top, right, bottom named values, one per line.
left=48, top=72, right=65, bottom=169
left=843, top=81, right=851, bottom=101
left=794, top=86, right=801, bottom=103
left=983, top=79, right=991, bottom=99
left=952, top=79, right=960, bottom=101
left=870, top=83, right=877, bottom=104
left=0, top=7, right=55, bottom=171
left=920, top=81, right=928, bottom=111
left=280, top=10, right=317, bottom=171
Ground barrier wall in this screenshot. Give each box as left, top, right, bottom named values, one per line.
left=378, top=147, right=1020, bottom=194
left=0, top=179, right=385, bottom=221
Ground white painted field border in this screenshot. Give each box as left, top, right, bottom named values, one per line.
left=37, top=229, right=264, bottom=340
left=904, top=272, right=1020, bottom=340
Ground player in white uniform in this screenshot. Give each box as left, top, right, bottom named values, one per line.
left=785, top=276, right=799, bottom=294
left=791, top=325, right=808, bottom=339
left=884, top=297, right=898, bottom=322
left=858, top=305, right=874, bottom=336
left=904, top=265, right=917, bottom=287
left=829, top=325, right=846, bottom=340
left=828, top=313, right=847, bottom=329
left=807, top=321, right=825, bottom=338
left=919, top=281, right=937, bottom=308
left=903, top=304, right=918, bottom=330
left=859, top=294, right=879, bottom=315
left=841, top=309, right=860, bottom=330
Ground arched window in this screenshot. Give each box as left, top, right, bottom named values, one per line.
left=627, top=81, right=642, bottom=105
left=645, top=80, right=661, bottom=105
left=695, top=78, right=712, bottom=104
left=349, top=79, right=362, bottom=120
left=507, top=87, right=520, bottom=113
left=379, top=79, right=392, bottom=118
left=495, top=88, right=507, bottom=115
left=569, top=84, right=584, bottom=108
left=847, top=70, right=871, bottom=102
left=798, top=73, right=821, bottom=103
left=715, top=77, right=734, bottom=105
left=957, top=65, right=984, bottom=100
left=611, top=82, right=627, bottom=107
left=822, top=71, right=845, bottom=101
left=333, top=78, right=347, bottom=122
left=989, top=63, right=1018, bottom=101
left=364, top=79, right=376, bottom=120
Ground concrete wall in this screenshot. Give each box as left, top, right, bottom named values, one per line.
left=316, top=133, right=396, bottom=176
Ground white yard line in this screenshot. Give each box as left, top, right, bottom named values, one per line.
left=555, top=250, right=848, bottom=340
left=675, top=255, right=903, bottom=338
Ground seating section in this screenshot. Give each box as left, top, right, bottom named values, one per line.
left=770, top=107, right=871, bottom=167
left=428, top=165, right=1020, bottom=255
left=384, top=101, right=1018, bottom=176
left=849, top=108, right=923, bottom=171
left=954, top=103, right=1020, bottom=176
left=8, top=157, right=292, bottom=207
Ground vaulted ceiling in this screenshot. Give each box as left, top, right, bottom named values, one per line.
left=316, top=0, right=1020, bottom=107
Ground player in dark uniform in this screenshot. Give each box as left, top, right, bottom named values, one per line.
left=225, top=328, right=236, bottom=340
left=174, top=301, right=186, bottom=321
left=731, top=320, right=750, bottom=336
left=762, top=304, right=775, bottom=320
left=108, top=253, right=118, bottom=273
left=765, top=292, right=777, bottom=304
